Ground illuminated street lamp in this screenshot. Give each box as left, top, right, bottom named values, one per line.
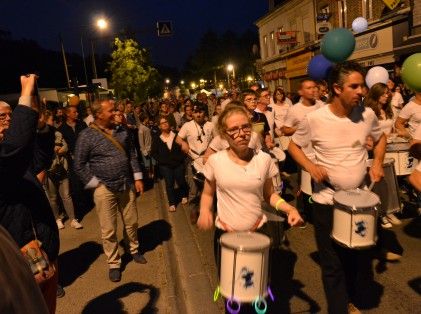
left=165, top=78, right=170, bottom=84
left=227, top=64, right=235, bottom=79
left=191, top=82, right=196, bottom=89
left=91, top=17, right=109, bottom=79
left=180, top=80, right=185, bottom=85
left=96, top=18, right=108, bottom=30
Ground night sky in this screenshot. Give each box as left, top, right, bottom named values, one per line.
left=0, top=0, right=267, bottom=69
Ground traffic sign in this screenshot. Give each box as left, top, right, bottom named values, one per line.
left=157, top=21, right=173, bottom=37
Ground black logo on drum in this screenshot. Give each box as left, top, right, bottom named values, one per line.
left=355, top=221, right=367, bottom=237
left=239, top=267, right=254, bottom=289
left=407, top=157, right=414, bottom=169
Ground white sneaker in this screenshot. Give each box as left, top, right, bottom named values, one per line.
left=386, top=213, right=401, bottom=225
left=380, top=216, right=392, bottom=229
left=56, top=219, right=65, bottom=230
left=181, top=197, right=188, bottom=205
left=70, top=219, right=83, bottom=229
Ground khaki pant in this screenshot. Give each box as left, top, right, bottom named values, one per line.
left=93, top=184, right=139, bottom=269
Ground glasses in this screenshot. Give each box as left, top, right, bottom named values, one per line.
left=244, top=98, right=257, bottom=102
left=225, top=123, right=252, bottom=139
left=0, top=112, right=11, bottom=120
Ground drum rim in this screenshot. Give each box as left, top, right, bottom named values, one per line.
left=219, top=232, right=271, bottom=251
left=330, top=234, right=377, bottom=249
left=333, top=201, right=379, bottom=213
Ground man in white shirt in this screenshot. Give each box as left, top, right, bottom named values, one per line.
left=289, top=61, right=386, bottom=314
left=255, top=87, right=275, bottom=139
left=176, top=103, right=214, bottom=223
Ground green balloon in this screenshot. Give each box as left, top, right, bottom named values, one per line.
left=401, top=53, right=421, bottom=92
left=321, top=28, right=356, bottom=63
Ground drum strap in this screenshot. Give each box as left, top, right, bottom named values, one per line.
left=218, top=216, right=263, bottom=232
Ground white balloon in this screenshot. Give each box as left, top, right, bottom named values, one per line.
left=352, top=17, right=368, bottom=33
left=366, top=66, right=389, bottom=89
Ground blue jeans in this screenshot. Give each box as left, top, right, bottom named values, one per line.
left=159, top=163, right=188, bottom=206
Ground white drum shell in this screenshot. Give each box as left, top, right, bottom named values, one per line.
left=301, top=169, right=312, bottom=195
left=386, top=143, right=418, bottom=176
left=366, top=158, right=401, bottom=214
left=278, top=136, right=291, bottom=151
left=331, top=190, right=379, bottom=249
left=271, top=158, right=282, bottom=194
left=219, top=232, right=270, bottom=302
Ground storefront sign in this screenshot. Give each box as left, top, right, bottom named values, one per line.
left=277, top=31, right=298, bottom=45
left=382, top=0, right=401, bottom=10
left=316, top=22, right=332, bottom=34
left=286, top=52, right=312, bottom=78
left=349, top=26, right=393, bottom=61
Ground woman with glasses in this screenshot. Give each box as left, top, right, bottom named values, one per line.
left=197, top=104, right=303, bottom=250
left=271, top=87, right=291, bottom=139
left=151, top=116, right=188, bottom=212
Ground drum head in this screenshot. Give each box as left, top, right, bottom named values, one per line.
left=220, top=232, right=271, bottom=251
left=333, top=189, right=380, bottom=208
left=271, top=147, right=286, bottom=161
left=386, top=142, right=410, bottom=152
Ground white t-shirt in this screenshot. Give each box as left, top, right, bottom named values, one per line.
left=292, top=104, right=383, bottom=205
left=178, top=120, right=214, bottom=158
left=209, top=132, right=262, bottom=152
left=284, top=101, right=323, bottom=159
left=160, top=131, right=176, bottom=150
left=379, top=119, right=394, bottom=135
left=204, top=150, right=278, bottom=231
left=270, top=102, right=290, bottom=129
left=391, top=92, right=404, bottom=119
left=413, top=124, right=421, bottom=141
left=398, top=100, right=421, bottom=137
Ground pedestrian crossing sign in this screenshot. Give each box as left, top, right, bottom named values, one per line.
left=157, top=21, right=173, bottom=37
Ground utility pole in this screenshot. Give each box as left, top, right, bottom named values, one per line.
left=59, top=34, right=71, bottom=88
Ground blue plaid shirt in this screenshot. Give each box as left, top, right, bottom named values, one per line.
left=74, top=126, right=142, bottom=192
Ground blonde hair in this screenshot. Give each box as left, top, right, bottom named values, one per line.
left=217, top=102, right=250, bottom=135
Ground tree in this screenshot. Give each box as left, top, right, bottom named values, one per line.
left=108, top=37, right=162, bottom=101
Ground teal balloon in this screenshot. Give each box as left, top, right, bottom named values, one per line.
left=401, top=53, right=421, bottom=92
left=321, top=28, right=356, bottom=62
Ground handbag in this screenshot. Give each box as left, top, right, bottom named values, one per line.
left=47, top=155, right=67, bottom=181
left=20, top=220, right=56, bottom=285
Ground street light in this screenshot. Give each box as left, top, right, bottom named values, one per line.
left=91, top=17, right=109, bottom=79
left=180, top=80, right=185, bottom=85
left=165, top=78, right=170, bottom=84
left=227, top=63, right=235, bottom=89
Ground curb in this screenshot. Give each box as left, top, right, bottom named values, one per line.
left=157, top=180, right=221, bottom=314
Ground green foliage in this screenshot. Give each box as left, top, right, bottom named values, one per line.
left=108, top=37, right=162, bottom=101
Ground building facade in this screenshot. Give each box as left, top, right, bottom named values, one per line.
left=256, top=0, right=420, bottom=92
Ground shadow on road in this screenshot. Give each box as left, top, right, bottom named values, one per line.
left=269, top=248, right=321, bottom=313
left=408, top=276, right=421, bottom=295
left=403, top=216, right=421, bottom=239
left=58, top=241, right=103, bottom=287
left=81, top=282, right=159, bottom=314
left=137, top=219, right=172, bottom=254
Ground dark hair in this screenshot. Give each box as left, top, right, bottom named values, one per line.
left=299, top=79, right=316, bottom=90
left=328, top=61, right=366, bottom=98
left=255, top=87, right=269, bottom=98
left=240, top=89, right=257, bottom=104
left=273, top=87, right=286, bottom=103
left=363, top=83, right=393, bottom=120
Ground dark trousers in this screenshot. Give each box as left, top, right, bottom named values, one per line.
left=159, top=163, right=188, bottom=206
left=312, top=201, right=358, bottom=314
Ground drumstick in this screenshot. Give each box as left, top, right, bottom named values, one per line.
left=368, top=181, right=375, bottom=191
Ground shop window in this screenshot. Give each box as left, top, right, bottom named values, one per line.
left=362, top=0, right=373, bottom=20
left=270, top=31, right=275, bottom=56
left=263, top=35, right=268, bottom=59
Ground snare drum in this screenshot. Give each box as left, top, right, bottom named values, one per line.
left=366, top=158, right=401, bottom=214
left=332, top=189, right=379, bottom=249
left=278, top=136, right=291, bottom=151
left=191, top=158, right=205, bottom=187
left=386, top=142, right=418, bottom=176
left=271, top=158, right=282, bottom=194
left=219, top=232, right=271, bottom=303
left=301, top=169, right=312, bottom=195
